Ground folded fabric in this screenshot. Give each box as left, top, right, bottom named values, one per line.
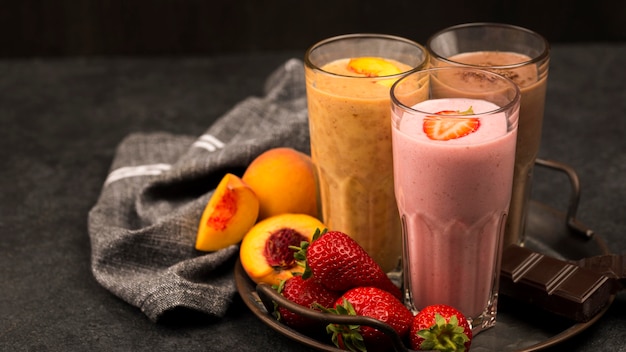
left=88, top=58, right=310, bottom=322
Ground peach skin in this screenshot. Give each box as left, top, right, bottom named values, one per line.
left=242, top=148, right=319, bottom=220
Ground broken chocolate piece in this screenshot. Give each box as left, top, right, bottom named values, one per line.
left=499, top=245, right=616, bottom=322
left=574, top=254, right=626, bottom=290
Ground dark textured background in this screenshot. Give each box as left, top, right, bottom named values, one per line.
left=1, top=0, right=626, bottom=57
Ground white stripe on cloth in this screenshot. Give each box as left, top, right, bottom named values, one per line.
left=104, top=163, right=172, bottom=186
left=192, top=134, right=225, bottom=152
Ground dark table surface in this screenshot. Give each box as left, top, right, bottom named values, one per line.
left=1, top=43, right=625, bottom=351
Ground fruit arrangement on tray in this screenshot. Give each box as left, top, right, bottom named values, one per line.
left=192, top=146, right=623, bottom=352
left=193, top=147, right=473, bottom=351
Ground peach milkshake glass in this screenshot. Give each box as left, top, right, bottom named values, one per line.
left=304, top=34, right=428, bottom=272
left=391, top=67, right=520, bottom=333
left=427, top=23, right=550, bottom=248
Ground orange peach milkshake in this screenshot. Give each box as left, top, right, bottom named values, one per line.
left=304, top=34, right=428, bottom=272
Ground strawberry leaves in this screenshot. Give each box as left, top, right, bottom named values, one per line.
left=417, top=314, right=470, bottom=351
left=324, top=299, right=367, bottom=352
left=410, top=304, right=472, bottom=351
left=291, top=228, right=326, bottom=279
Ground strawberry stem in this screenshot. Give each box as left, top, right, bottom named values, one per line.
left=321, top=299, right=367, bottom=352
left=459, top=106, right=474, bottom=115
left=417, top=314, right=470, bottom=352
left=289, top=228, right=327, bottom=280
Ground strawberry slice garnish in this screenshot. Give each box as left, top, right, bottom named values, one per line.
left=423, top=107, right=480, bottom=141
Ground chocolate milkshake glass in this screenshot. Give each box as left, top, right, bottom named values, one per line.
left=304, top=34, right=428, bottom=273
left=427, top=23, right=550, bottom=248
left=391, top=67, right=521, bottom=333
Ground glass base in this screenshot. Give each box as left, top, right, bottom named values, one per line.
left=467, top=293, right=499, bottom=335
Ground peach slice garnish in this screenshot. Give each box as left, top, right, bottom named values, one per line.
left=347, top=57, right=403, bottom=77
left=195, top=173, right=259, bottom=252
left=239, top=213, right=325, bottom=286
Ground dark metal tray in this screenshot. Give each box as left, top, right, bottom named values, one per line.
left=234, top=160, right=615, bottom=351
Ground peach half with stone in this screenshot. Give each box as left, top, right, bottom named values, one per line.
left=239, top=213, right=325, bottom=286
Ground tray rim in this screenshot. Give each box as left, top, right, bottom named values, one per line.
left=234, top=201, right=615, bottom=352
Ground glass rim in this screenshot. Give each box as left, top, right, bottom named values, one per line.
left=426, top=22, right=551, bottom=69
left=391, top=66, right=522, bottom=117
left=304, top=33, right=429, bottom=79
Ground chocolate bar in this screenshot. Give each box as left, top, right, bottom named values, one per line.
left=575, top=254, right=626, bottom=287
left=499, top=245, right=621, bottom=322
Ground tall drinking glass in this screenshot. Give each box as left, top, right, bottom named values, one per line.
left=391, top=67, right=521, bottom=333
left=427, top=23, right=550, bottom=248
left=304, top=34, right=428, bottom=272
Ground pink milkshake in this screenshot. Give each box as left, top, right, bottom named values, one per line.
left=391, top=68, right=520, bottom=333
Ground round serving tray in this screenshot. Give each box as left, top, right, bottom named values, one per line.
left=234, top=200, right=615, bottom=351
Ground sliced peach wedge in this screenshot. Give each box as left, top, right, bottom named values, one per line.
left=195, top=173, right=259, bottom=252
left=347, top=57, right=403, bottom=87
left=347, top=57, right=403, bottom=76
left=239, top=213, right=325, bottom=286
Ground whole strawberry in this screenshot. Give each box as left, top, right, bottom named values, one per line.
left=325, top=286, right=413, bottom=352
left=410, top=304, right=472, bottom=351
left=294, top=229, right=402, bottom=299
left=276, top=275, right=341, bottom=330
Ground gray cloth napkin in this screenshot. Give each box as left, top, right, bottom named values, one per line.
left=88, top=58, right=310, bottom=322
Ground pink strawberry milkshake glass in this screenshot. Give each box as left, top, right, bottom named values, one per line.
left=304, top=34, right=428, bottom=273
left=427, top=23, right=550, bottom=249
left=391, top=67, right=520, bottom=333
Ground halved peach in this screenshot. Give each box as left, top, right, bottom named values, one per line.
left=195, top=173, right=259, bottom=252
left=239, top=213, right=325, bottom=286
left=242, top=148, right=318, bottom=221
